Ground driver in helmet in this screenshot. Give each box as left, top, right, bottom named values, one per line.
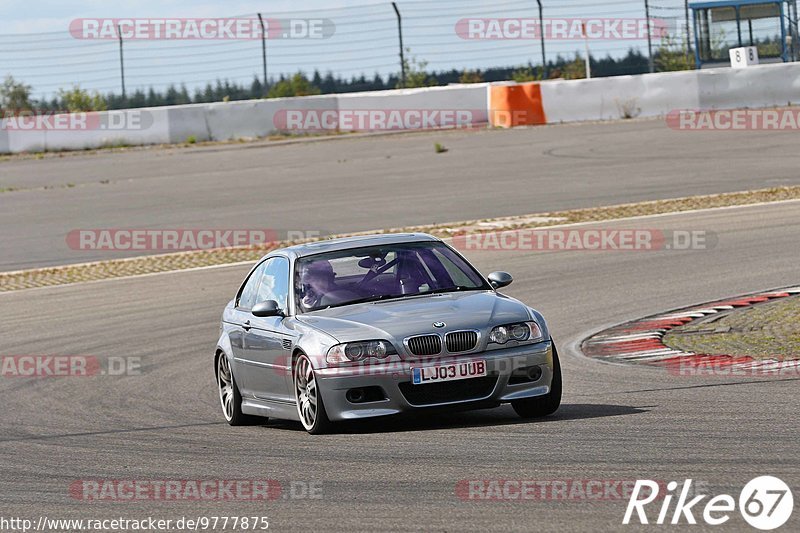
left=298, top=259, right=336, bottom=310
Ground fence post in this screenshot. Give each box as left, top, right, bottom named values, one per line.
left=792, top=0, right=799, bottom=61
left=582, top=22, right=591, bottom=78
left=645, top=0, right=655, bottom=72
left=536, top=1, right=547, bottom=78
left=117, top=25, right=126, bottom=99
left=257, top=14, right=268, bottom=95
left=684, top=0, right=693, bottom=65
left=391, top=2, right=406, bottom=88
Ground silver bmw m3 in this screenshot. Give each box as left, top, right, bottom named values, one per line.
left=215, top=233, right=561, bottom=434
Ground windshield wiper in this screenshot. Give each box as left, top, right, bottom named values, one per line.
left=321, top=286, right=480, bottom=310
left=330, top=293, right=407, bottom=307
left=423, top=285, right=480, bottom=295
left=357, top=286, right=478, bottom=302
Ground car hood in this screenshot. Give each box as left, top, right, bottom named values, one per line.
left=295, top=290, right=531, bottom=343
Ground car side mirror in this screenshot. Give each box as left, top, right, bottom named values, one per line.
left=252, top=300, right=284, bottom=318
left=488, top=271, right=513, bottom=289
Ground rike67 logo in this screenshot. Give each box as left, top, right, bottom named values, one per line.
left=624, top=476, right=794, bottom=530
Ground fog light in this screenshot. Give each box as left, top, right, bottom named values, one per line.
left=346, top=388, right=366, bottom=403
left=527, top=366, right=543, bottom=381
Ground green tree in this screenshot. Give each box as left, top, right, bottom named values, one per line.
left=164, top=85, right=180, bottom=106
left=202, top=83, right=215, bottom=103
left=655, top=34, right=694, bottom=72
left=128, top=89, right=146, bottom=109
left=250, top=77, right=265, bottom=99
left=398, top=50, right=433, bottom=88
left=0, top=75, right=33, bottom=112
left=57, top=85, right=107, bottom=112
left=562, top=54, right=587, bottom=79
left=320, top=72, right=336, bottom=93
left=755, top=38, right=781, bottom=59
left=177, top=84, right=191, bottom=105
left=458, top=69, right=484, bottom=83
left=511, top=67, right=541, bottom=83
left=267, top=73, right=321, bottom=98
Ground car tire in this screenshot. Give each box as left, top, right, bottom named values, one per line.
left=294, top=353, right=333, bottom=435
left=217, top=352, right=263, bottom=426
left=511, top=340, right=562, bottom=419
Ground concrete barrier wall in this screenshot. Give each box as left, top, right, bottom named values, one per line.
left=2, top=63, right=800, bottom=154
left=537, top=62, right=800, bottom=124
left=7, top=129, right=46, bottom=153
left=205, top=95, right=340, bottom=139
left=336, top=84, right=489, bottom=130
left=166, top=105, right=209, bottom=144
left=3, top=107, right=172, bottom=153
left=697, top=63, right=800, bottom=110
left=540, top=69, right=700, bottom=122
left=44, top=108, right=173, bottom=151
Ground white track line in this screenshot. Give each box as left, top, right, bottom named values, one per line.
left=3, top=198, right=800, bottom=295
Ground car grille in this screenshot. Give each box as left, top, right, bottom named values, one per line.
left=445, top=331, right=478, bottom=353
left=399, top=375, right=498, bottom=406
left=406, top=334, right=442, bottom=356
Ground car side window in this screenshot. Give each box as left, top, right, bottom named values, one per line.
left=430, top=248, right=472, bottom=287
left=255, top=257, right=290, bottom=312
left=237, top=261, right=267, bottom=310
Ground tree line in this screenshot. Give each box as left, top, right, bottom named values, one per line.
left=2, top=49, right=662, bottom=113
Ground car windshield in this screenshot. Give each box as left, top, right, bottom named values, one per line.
left=294, top=241, right=490, bottom=312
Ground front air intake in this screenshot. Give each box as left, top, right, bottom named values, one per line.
left=445, top=330, right=478, bottom=353
left=406, top=334, right=442, bottom=356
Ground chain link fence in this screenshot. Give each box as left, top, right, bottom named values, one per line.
left=0, top=0, right=795, bottom=110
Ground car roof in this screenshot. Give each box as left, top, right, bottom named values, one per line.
left=271, top=233, right=441, bottom=260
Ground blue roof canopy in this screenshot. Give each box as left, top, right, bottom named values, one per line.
left=690, top=0, right=781, bottom=8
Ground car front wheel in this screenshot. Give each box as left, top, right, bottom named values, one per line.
left=294, top=353, right=333, bottom=435
left=511, top=340, right=562, bottom=418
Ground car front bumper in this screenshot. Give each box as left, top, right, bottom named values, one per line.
left=315, top=339, right=554, bottom=421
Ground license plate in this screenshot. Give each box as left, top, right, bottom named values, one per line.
left=412, top=360, right=487, bottom=385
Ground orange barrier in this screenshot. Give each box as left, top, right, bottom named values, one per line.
left=489, top=83, right=547, bottom=127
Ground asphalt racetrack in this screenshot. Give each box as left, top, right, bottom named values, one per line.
left=2, top=201, right=798, bottom=531
left=3, top=118, right=800, bottom=270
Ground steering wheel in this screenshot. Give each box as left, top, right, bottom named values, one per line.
left=357, top=258, right=398, bottom=288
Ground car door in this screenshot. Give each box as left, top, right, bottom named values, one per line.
left=229, top=260, right=267, bottom=397
left=241, top=256, right=296, bottom=403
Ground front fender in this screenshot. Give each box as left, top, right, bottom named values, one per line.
left=528, top=308, right=550, bottom=341
left=215, top=327, right=235, bottom=379
left=293, top=334, right=337, bottom=372
left=288, top=319, right=338, bottom=371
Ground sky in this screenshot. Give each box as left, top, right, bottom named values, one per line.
left=0, top=0, right=693, bottom=101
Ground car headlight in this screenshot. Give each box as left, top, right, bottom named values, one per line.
left=326, top=340, right=397, bottom=364
left=489, top=321, right=543, bottom=345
